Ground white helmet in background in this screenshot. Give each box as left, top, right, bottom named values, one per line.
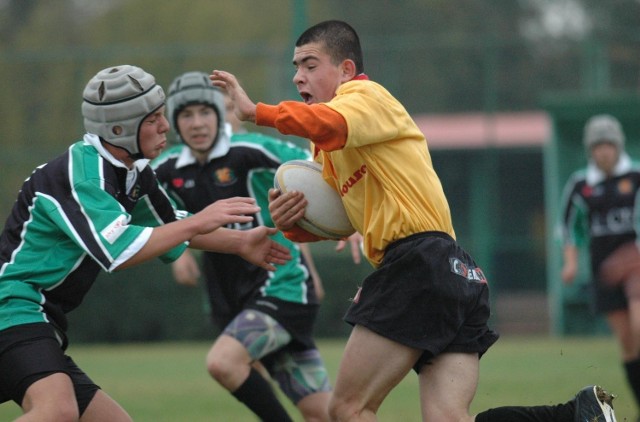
left=166, top=71, right=225, bottom=144
left=583, top=114, right=625, bottom=152
left=82, top=65, right=165, bottom=158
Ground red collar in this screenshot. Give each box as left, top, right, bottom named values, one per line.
left=351, top=73, right=369, bottom=81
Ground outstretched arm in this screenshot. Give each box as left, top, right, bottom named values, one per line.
left=190, top=225, right=291, bottom=272
left=211, top=69, right=348, bottom=151
left=118, top=197, right=290, bottom=272
left=118, top=196, right=257, bottom=269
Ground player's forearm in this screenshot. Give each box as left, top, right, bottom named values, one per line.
left=563, top=244, right=578, bottom=266
left=256, top=102, right=347, bottom=151
left=117, top=217, right=202, bottom=269
left=188, top=227, right=244, bottom=255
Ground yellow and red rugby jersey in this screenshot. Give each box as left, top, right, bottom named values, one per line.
left=257, top=78, right=454, bottom=267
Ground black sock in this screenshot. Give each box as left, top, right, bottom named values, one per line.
left=475, top=401, right=574, bottom=422
left=231, top=368, right=293, bottom=422
left=625, top=357, right=640, bottom=408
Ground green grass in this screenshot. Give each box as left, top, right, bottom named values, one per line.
left=0, top=336, right=635, bottom=421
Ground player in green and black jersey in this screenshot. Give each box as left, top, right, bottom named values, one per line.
left=152, top=72, right=331, bottom=422
left=0, top=65, right=290, bottom=421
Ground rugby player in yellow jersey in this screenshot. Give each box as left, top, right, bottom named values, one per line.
left=212, top=20, right=617, bottom=422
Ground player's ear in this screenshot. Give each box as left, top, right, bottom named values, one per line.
left=340, top=59, right=357, bottom=82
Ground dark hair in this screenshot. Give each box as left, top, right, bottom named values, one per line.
left=295, top=20, right=364, bottom=74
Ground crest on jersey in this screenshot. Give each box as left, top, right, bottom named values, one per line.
left=618, top=178, right=633, bottom=195
left=128, top=184, right=141, bottom=201
left=213, top=167, right=237, bottom=186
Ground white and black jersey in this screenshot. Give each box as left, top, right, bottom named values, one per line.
left=152, top=131, right=317, bottom=328
left=560, top=153, right=640, bottom=273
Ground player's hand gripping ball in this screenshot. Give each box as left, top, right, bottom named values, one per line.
left=274, top=160, right=355, bottom=240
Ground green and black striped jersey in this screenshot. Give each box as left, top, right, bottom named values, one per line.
left=152, top=130, right=317, bottom=322
left=0, top=134, right=187, bottom=333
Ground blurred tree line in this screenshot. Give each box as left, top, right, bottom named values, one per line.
left=0, top=0, right=639, bottom=340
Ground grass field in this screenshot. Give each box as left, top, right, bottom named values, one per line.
left=0, top=335, right=634, bottom=421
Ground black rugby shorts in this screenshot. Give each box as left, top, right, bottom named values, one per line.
left=0, top=322, right=99, bottom=414
left=344, top=231, right=500, bottom=372
left=593, top=276, right=628, bottom=313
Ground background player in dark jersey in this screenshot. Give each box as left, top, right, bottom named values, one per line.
left=152, top=71, right=331, bottom=422
left=0, top=65, right=290, bottom=422
left=561, top=114, right=640, bottom=419
left=213, top=19, right=618, bottom=422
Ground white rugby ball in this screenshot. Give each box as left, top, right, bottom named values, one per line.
left=274, top=160, right=355, bottom=239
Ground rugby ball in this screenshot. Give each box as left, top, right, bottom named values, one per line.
left=274, top=160, right=355, bottom=239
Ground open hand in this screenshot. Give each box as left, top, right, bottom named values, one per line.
left=239, top=226, right=292, bottom=271
left=210, top=70, right=257, bottom=123
left=194, top=197, right=258, bottom=235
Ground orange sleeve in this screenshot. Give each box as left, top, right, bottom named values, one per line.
left=256, top=102, right=348, bottom=151
left=281, top=224, right=329, bottom=243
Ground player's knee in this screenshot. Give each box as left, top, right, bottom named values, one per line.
left=208, top=349, right=248, bottom=384
left=205, top=351, right=229, bottom=381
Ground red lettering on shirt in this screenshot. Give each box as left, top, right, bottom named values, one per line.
left=340, top=165, right=367, bottom=197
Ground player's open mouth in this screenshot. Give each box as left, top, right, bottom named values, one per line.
left=300, top=92, right=312, bottom=104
